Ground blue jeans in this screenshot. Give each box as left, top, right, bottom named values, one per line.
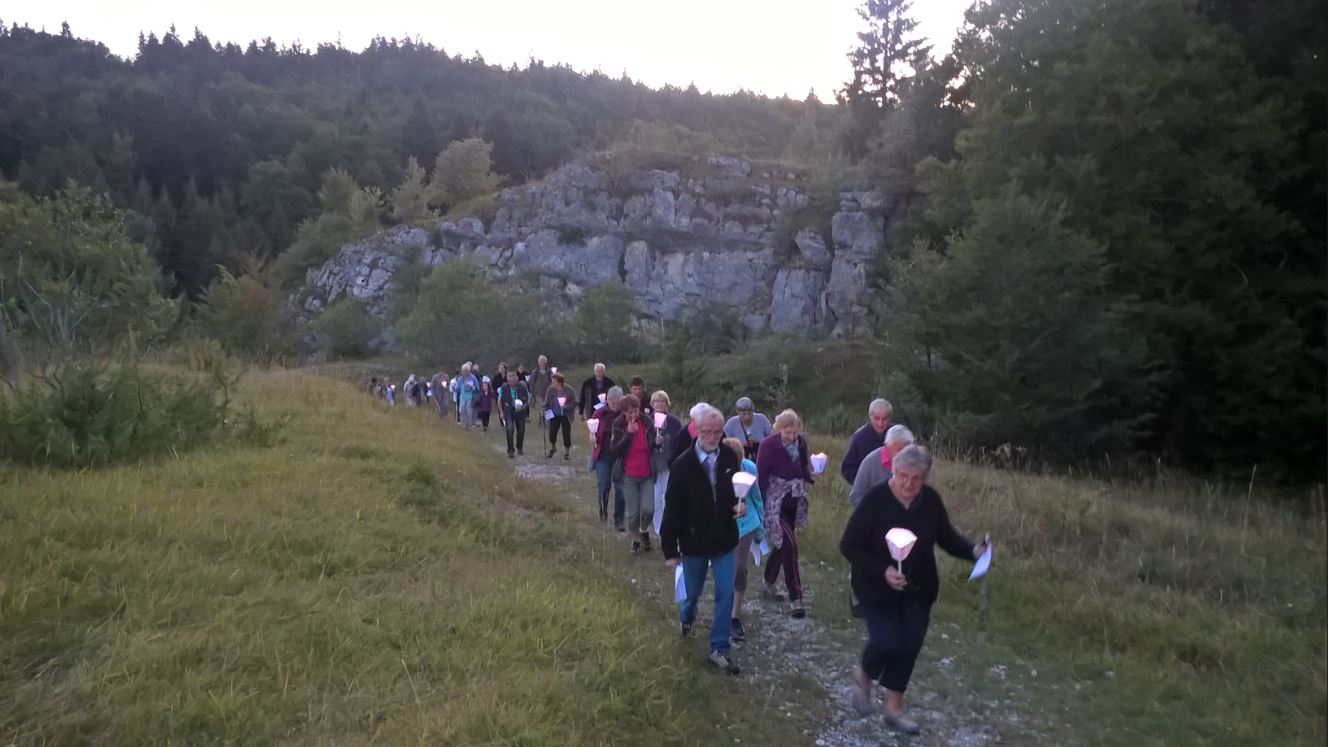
left=594, top=455, right=625, bottom=523
left=680, top=550, right=736, bottom=654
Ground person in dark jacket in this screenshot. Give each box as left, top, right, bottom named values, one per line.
left=841, top=399, right=893, bottom=486
left=660, top=404, right=748, bottom=676
left=627, top=375, right=653, bottom=419
left=497, top=371, right=531, bottom=457
left=529, top=355, right=553, bottom=430
left=649, top=390, right=685, bottom=537
left=579, top=363, right=615, bottom=419
left=839, top=445, right=989, bottom=736
left=590, top=387, right=626, bottom=526
left=544, top=372, right=577, bottom=460
left=667, top=402, right=708, bottom=466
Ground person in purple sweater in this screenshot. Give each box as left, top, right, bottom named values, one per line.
left=755, top=409, right=815, bottom=618
left=839, top=445, right=989, bottom=736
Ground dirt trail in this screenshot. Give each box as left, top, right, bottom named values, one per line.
left=479, top=424, right=1050, bottom=746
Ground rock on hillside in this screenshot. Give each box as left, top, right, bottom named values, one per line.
left=297, top=153, right=885, bottom=351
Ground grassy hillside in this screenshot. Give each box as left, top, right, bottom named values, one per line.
left=2, top=366, right=1324, bottom=745
left=0, top=370, right=790, bottom=745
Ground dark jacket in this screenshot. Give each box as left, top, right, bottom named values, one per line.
left=579, top=375, right=615, bottom=419
left=661, top=442, right=741, bottom=560
left=841, top=422, right=888, bottom=485
left=529, top=368, right=553, bottom=403
left=653, top=413, right=685, bottom=473
left=668, top=421, right=697, bottom=465
left=497, top=382, right=531, bottom=421
left=839, top=483, right=975, bottom=608
left=609, top=413, right=660, bottom=481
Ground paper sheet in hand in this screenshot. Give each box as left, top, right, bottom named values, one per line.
left=968, top=544, right=993, bottom=581
left=544, top=409, right=556, bottom=421
left=674, top=565, right=687, bottom=603
left=750, top=540, right=763, bottom=567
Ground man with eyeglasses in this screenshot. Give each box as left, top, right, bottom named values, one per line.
left=660, top=404, right=748, bottom=676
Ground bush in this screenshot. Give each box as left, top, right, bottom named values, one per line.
left=0, top=363, right=223, bottom=468
left=312, top=296, right=377, bottom=359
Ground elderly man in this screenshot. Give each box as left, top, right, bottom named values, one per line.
left=723, top=396, right=773, bottom=460
left=842, top=399, right=892, bottom=486
left=661, top=404, right=748, bottom=675
left=849, top=425, right=915, bottom=508
left=579, top=363, right=616, bottom=420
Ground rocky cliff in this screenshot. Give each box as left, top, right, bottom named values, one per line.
left=297, top=153, right=885, bottom=349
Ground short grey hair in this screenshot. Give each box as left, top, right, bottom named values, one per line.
left=594, top=362, right=606, bottom=374
left=869, top=398, right=893, bottom=417
left=689, top=402, right=711, bottom=420
left=695, top=404, right=724, bottom=427
left=885, top=424, right=915, bottom=446
left=892, top=444, right=933, bottom=476
left=735, top=396, right=754, bottom=412
left=607, top=385, right=624, bottom=401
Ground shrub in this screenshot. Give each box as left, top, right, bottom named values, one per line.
left=0, top=363, right=223, bottom=468
left=313, top=296, right=378, bottom=359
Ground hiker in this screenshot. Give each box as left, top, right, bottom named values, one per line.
left=544, top=372, right=577, bottom=460
left=430, top=369, right=449, bottom=418
left=383, top=377, right=397, bottom=407
left=609, top=393, right=658, bottom=554
left=628, top=376, right=652, bottom=419
left=650, top=390, right=684, bottom=536
left=515, top=364, right=529, bottom=383
left=755, top=409, right=814, bottom=618
left=840, top=445, right=989, bottom=736
left=529, top=355, right=553, bottom=429
left=660, top=404, right=748, bottom=675
left=724, top=397, right=774, bottom=460
left=369, top=377, right=380, bottom=397
left=589, top=386, right=626, bottom=526
left=668, top=401, right=709, bottom=465
left=457, top=363, right=480, bottom=431
left=476, top=378, right=496, bottom=432
left=579, top=363, right=615, bottom=419
left=402, top=374, right=417, bottom=406
left=723, top=436, right=765, bottom=644
left=849, top=425, right=915, bottom=508
left=498, top=371, right=531, bottom=457
left=493, top=362, right=509, bottom=390
left=451, top=369, right=463, bottom=424
left=842, top=399, right=893, bottom=485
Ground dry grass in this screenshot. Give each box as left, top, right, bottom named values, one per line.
left=796, top=433, right=1327, bottom=746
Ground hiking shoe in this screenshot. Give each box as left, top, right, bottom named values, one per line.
left=707, top=650, right=740, bottom=676
left=517, top=449, right=523, bottom=456
left=789, top=599, right=806, bottom=619
left=507, top=452, right=515, bottom=459
left=548, top=447, right=557, bottom=459
left=764, top=582, right=784, bottom=601
left=614, top=522, right=625, bottom=533
left=640, top=532, right=653, bottom=552
left=630, top=541, right=641, bottom=555
left=885, top=713, right=920, bottom=735
left=680, top=621, right=693, bottom=638
left=850, top=668, right=875, bottom=716
left=564, top=451, right=571, bottom=460
left=730, top=617, right=746, bottom=643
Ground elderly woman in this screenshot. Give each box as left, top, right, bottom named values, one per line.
left=650, top=390, right=684, bottom=537
left=839, top=445, right=988, bottom=735
left=848, top=424, right=916, bottom=508
left=590, top=386, right=626, bottom=527
left=725, top=396, right=774, bottom=460
left=755, top=409, right=814, bottom=617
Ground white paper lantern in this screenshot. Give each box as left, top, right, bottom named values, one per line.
left=810, top=452, right=828, bottom=474
left=731, top=471, right=757, bottom=498
left=885, top=527, right=918, bottom=566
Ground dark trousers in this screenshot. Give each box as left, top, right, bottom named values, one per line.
left=504, top=415, right=527, bottom=453
left=549, top=416, right=572, bottom=449
left=861, top=597, right=931, bottom=693
left=479, top=410, right=491, bottom=429
left=763, top=499, right=803, bottom=601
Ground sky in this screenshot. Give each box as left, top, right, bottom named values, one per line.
left=9, top=0, right=972, bottom=100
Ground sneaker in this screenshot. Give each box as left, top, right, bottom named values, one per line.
left=564, top=451, right=571, bottom=460
left=885, top=713, right=920, bottom=735
left=615, top=523, right=625, bottom=533
left=630, top=541, right=641, bottom=555
left=548, top=447, right=557, bottom=459
left=764, top=582, right=784, bottom=601
left=680, top=621, right=693, bottom=638
left=730, top=617, right=746, bottom=643
left=507, top=452, right=515, bottom=459
left=850, top=668, right=875, bottom=716
left=789, top=599, right=806, bottom=619
left=641, top=533, right=653, bottom=552
left=707, top=650, right=740, bottom=676
left=517, top=449, right=523, bottom=456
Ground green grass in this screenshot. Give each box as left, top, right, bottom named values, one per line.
left=0, top=370, right=790, bottom=745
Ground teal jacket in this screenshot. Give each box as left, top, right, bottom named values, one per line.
left=735, top=457, right=766, bottom=541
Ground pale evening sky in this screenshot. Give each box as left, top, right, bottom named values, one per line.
left=9, top=0, right=972, bottom=100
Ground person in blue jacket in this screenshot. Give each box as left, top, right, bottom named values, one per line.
left=723, top=436, right=765, bottom=645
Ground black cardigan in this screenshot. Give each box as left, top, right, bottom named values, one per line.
left=660, top=443, right=741, bottom=561
left=839, top=483, right=976, bottom=608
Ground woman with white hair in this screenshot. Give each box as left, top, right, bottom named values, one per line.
left=754, top=409, right=815, bottom=617
left=840, top=445, right=989, bottom=735
left=848, top=424, right=916, bottom=508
